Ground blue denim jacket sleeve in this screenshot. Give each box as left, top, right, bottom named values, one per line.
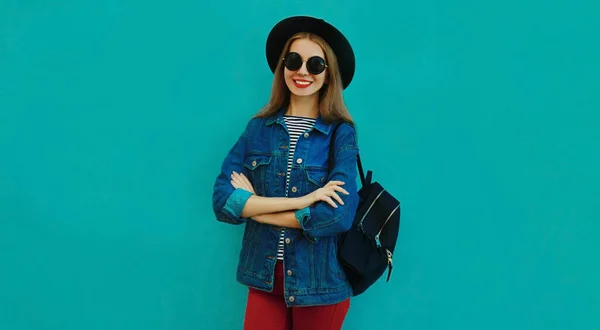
left=295, top=123, right=360, bottom=238
left=212, top=120, right=255, bottom=225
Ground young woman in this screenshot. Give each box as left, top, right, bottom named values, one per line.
left=212, top=16, right=360, bottom=330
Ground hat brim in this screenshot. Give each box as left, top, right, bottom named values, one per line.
left=266, top=16, right=355, bottom=89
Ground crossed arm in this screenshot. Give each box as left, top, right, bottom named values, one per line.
left=229, top=171, right=347, bottom=229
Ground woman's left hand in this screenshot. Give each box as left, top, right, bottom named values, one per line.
left=230, top=171, right=256, bottom=195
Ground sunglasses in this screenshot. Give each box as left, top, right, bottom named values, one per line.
left=282, top=52, right=328, bottom=75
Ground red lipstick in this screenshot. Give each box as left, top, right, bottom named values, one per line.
left=293, top=79, right=312, bottom=88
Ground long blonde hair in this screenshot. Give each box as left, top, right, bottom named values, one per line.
left=254, top=32, right=354, bottom=125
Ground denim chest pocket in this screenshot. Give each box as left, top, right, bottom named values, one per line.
left=244, top=154, right=272, bottom=195
left=304, top=168, right=328, bottom=191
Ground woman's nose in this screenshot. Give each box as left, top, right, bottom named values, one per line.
left=297, top=61, right=309, bottom=75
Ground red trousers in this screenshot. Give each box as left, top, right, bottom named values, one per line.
left=243, top=262, right=350, bottom=330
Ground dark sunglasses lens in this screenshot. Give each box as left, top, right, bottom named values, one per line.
left=284, top=52, right=302, bottom=71
left=307, top=57, right=326, bottom=74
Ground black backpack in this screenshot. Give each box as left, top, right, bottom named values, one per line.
left=328, top=123, right=401, bottom=296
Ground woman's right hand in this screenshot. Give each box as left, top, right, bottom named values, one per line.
left=307, top=180, right=349, bottom=208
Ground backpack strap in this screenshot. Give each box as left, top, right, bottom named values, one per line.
left=327, top=122, right=341, bottom=173
left=357, top=154, right=371, bottom=186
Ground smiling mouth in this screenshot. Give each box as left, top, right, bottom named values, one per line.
left=293, top=79, right=313, bottom=88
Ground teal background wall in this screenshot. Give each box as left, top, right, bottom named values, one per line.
left=1, top=1, right=599, bottom=329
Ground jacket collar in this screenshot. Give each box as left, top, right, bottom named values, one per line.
left=265, top=107, right=333, bottom=134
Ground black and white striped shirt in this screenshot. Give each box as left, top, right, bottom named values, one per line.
left=278, top=115, right=317, bottom=260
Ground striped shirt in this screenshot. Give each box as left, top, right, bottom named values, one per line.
left=278, top=115, right=317, bottom=260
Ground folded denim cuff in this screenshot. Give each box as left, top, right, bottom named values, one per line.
left=295, top=207, right=311, bottom=228
left=295, top=207, right=318, bottom=243
left=223, top=188, right=253, bottom=220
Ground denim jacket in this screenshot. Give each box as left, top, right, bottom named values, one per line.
left=212, top=108, right=359, bottom=307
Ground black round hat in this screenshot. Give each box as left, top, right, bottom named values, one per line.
left=266, top=16, right=355, bottom=89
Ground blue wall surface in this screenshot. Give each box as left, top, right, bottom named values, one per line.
left=1, top=1, right=599, bottom=329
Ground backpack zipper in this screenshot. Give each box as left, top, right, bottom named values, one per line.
left=385, top=248, right=393, bottom=282
left=375, top=204, right=399, bottom=282
left=374, top=204, right=400, bottom=247
left=358, top=189, right=385, bottom=232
